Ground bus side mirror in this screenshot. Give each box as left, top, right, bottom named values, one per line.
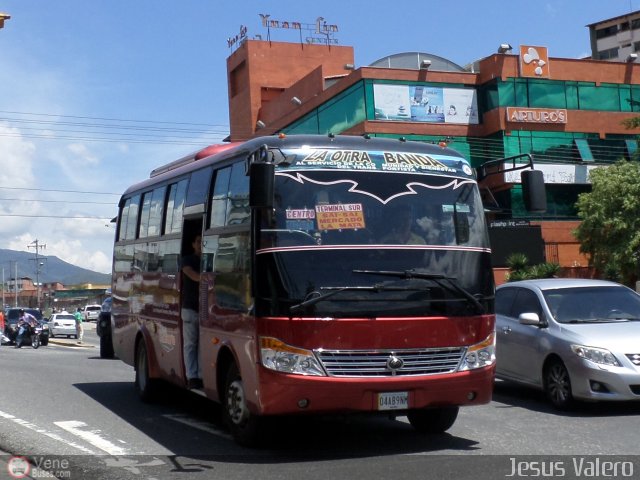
left=521, top=170, right=546, bottom=212
left=249, top=162, right=275, bottom=209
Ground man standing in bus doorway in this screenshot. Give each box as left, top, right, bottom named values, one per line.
left=74, top=307, right=84, bottom=344
left=181, top=234, right=203, bottom=389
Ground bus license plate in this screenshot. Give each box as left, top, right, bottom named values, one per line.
left=377, top=391, right=409, bottom=411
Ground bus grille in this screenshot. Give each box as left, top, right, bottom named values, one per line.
left=315, top=347, right=465, bottom=377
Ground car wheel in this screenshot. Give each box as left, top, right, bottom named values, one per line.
left=544, top=359, right=573, bottom=409
left=135, top=339, right=158, bottom=402
left=100, top=333, right=114, bottom=359
left=407, top=406, right=459, bottom=433
left=41, top=338, right=48, bottom=346
left=50, top=332, right=55, bottom=338
left=222, top=363, right=263, bottom=447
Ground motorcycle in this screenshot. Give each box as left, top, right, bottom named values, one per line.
left=15, top=322, right=43, bottom=349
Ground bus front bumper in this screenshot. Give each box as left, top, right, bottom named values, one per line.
left=256, top=366, right=495, bottom=416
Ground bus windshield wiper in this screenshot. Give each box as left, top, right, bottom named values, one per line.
left=353, top=269, right=486, bottom=314
left=289, top=284, right=414, bottom=314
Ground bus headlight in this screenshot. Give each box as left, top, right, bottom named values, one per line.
left=458, top=332, right=495, bottom=371
left=260, top=337, right=326, bottom=376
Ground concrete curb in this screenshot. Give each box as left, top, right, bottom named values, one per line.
left=47, top=339, right=94, bottom=348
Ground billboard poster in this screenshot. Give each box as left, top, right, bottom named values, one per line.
left=442, top=88, right=479, bottom=124
left=373, top=84, right=412, bottom=121
left=374, top=83, right=478, bottom=125
left=410, top=86, right=445, bottom=122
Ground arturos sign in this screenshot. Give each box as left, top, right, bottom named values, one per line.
left=506, top=107, right=567, bottom=124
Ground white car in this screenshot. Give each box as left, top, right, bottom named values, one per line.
left=49, top=313, right=78, bottom=338
left=83, top=305, right=101, bottom=321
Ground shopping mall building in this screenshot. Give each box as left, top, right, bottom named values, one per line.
left=225, top=14, right=640, bottom=281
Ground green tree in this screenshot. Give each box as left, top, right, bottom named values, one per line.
left=574, top=160, right=640, bottom=286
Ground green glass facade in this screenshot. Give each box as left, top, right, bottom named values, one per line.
left=281, top=77, right=640, bottom=220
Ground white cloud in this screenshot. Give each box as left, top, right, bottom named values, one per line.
left=68, top=143, right=100, bottom=166
left=0, top=124, right=115, bottom=275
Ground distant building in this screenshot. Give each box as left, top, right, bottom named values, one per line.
left=225, top=34, right=640, bottom=282
left=588, top=9, right=640, bottom=61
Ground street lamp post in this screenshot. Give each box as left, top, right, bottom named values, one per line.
left=0, top=12, right=10, bottom=29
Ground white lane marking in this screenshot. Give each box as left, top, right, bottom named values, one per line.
left=163, top=414, right=232, bottom=440
left=0, top=409, right=96, bottom=454
left=54, top=420, right=129, bottom=455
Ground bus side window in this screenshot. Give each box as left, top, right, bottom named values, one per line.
left=165, top=179, right=188, bottom=234
left=125, top=194, right=140, bottom=240
left=148, top=186, right=166, bottom=237
left=186, top=167, right=213, bottom=208
left=117, top=198, right=131, bottom=242
left=227, top=162, right=250, bottom=226
left=139, top=191, right=152, bottom=239
left=210, top=167, right=232, bottom=228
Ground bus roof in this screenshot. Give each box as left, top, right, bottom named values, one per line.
left=121, top=134, right=468, bottom=198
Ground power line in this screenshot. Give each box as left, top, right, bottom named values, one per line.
left=0, top=186, right=121, bottom=195
left=0, top=197, right=115, bottom=205
left=0, top=213, right=113, bottom=219
left=0, top=110, right=229, bottom=128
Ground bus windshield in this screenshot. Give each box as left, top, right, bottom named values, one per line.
left=255, top=168, right=492, bottom=318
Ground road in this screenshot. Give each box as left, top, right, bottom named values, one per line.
left=1, top=326, right=639, bottom=479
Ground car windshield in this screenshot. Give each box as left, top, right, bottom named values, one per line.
left=545, top=286, right=640, bottom=323
left=7, top=309, right=43, bottom=322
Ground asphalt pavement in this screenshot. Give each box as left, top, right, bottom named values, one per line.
left=1, top=322, right=97, bottom=478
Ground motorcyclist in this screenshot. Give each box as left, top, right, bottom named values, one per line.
left=15, top=309, right=38, bottom=348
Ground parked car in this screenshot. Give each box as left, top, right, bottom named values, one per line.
left=48, top=312, right=78, bottom=338
left=2, top=307, right=49, bottom=346
left=83, top=304, right=102, bottom=322
left=96, top=296, right=114, bottom=359
left=495, top=278, right=640, bottom=408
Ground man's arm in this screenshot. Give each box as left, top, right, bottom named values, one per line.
left=182, top=265, right=201, bottom=282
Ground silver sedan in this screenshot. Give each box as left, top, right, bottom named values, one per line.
left=495, top=278, right=640, bottom=408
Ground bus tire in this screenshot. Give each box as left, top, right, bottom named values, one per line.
left=222, top=363, right=263, bottom=447
left=407, top=406, right=459, bottom=433
left=135, top=339, right=158, bottom=403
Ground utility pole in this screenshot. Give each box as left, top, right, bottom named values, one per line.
left=0, top=12, right=10, bottom=29
left=12, top=261, right=18, bottom=307
left=28, top=239, right=47, bottom=310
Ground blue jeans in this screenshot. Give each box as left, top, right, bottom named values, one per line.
left=16, top=326, right=28, bottom=347
left=181, top=308, right=201, bottom=380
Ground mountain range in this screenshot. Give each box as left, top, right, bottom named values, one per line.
left=0, top=248, right=111, bottom=286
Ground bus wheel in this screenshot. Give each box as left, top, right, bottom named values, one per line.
left=135, top=340, right=157, bottom=403
left=222, top=363, right=262, bottom=447
left=407, top=406, right=459, bottom=433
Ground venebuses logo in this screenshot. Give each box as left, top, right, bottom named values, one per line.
left=520, top=45, right=550, bottom=78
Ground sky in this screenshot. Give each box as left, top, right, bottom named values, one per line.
left=0, top=0, right=637, bottom=275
